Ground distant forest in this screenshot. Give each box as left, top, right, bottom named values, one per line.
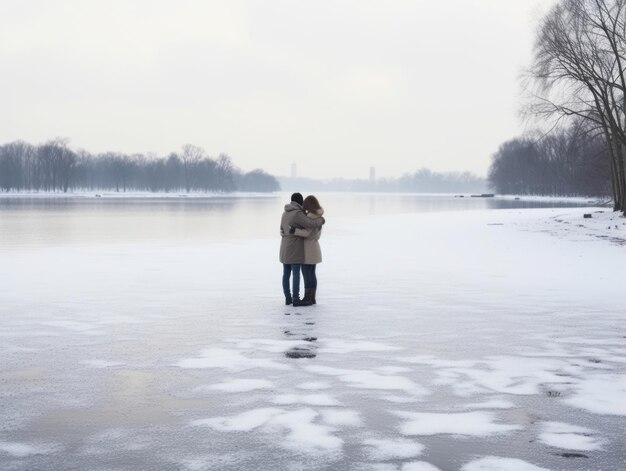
left=0, top=139, right=280, bottom=193
left=488, top=119, right=610, bottom=197
left=281, top=169, right=486, bottom=194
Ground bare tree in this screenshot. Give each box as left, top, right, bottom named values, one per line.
left=181, top=144, right=206, bottom=193
left=529, top=0, right=626, bottom=211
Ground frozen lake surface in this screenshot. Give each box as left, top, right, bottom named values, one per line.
left=1, top=194, right=624, bottom=470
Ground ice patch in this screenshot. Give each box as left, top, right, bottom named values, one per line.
left=376, top=366, right=413, bottom=374
left=402, top=463, right=442, bottom=471
left=430, top=356, right=576, bottom=396
left=363, top=438, right=424, bottom=460
left=564, top=374, right=626, bottom=416
left=383, top=395, right=421, bottom=404
left=462, top=399, right=516, bottom=410
left=395, top=411, right=521, bottom=437
left=296, top=381, right=330, bottom=390
left=0, top=442, right=52, bottom=457
left=461, top=456, right=551, bottom=471
left=539, top=422, right=602, bottom=451
left=272, top=393, right=341, bottom=406
left=191, top=407, right=342, bottom=454
left=231, top=338, right=311, bottom=353
left=269, top=408, right=342, bottom=453
left=319, top=339, right=403, bottom=354
left=361, top=464, right=398, bottom=471
left=43, top=320, right=101, bottom=335
left=176, top=348, right=291, bottom=372
left=81, top=359, right=125, bottom=368
left=400, top=355, right=479, bottom=369
left=191, top=408, right=282, bottom=432
left=320, top=409, right=362, bottom=427
left=304, top=365, right=428, bottom=395
left=198, top=378, right=274, bottom=393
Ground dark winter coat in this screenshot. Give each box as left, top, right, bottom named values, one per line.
left=279, top=202, right=324, bottom=264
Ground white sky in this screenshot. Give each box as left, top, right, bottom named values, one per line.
left=0, top=0, right=557, bottom=179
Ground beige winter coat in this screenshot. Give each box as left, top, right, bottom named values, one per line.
left=294, top=208, right=324, bottom=265
left=279, top=202, right=324, bottom=264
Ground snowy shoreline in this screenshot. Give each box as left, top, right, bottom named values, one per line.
left=0, top=190, right=611, bottom=204
left=0, top=190, right=280, bottom=199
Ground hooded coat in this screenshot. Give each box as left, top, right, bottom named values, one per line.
left=294, top=208, right=324, bottom=265
left=279, top=202, right=324, bottom=264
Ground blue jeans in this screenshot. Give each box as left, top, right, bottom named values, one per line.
left=282, top=264, right=301, bottom=298
left=302, top=264, right=317, bottom=289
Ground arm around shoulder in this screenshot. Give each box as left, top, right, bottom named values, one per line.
left=294, top=211, right=324, bottom=229
left=294, top=227, right=312, bottom=238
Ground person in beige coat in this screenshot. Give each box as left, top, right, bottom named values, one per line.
left=291, top=195, right=324, bottom=305
left=280, top=193, right=325, bottom=306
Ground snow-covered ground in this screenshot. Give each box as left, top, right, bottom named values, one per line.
left=1, top=206, right=625, bottom=470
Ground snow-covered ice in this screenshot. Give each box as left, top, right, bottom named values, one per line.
left=196, top=378, right=274, bottom=393
left=564, top=374, right=626, bottom=416
left=461, top=456, right=551, bottom=471
left=538, top=421, right=602, bottom=451
left=362, top=438, right=424, bottom=460
left=395, top=411, right=521, bottom=437
left=1, top=196, right=625, bottom=470
left=271, top=393, right=341, bottom=406
left=401, top=462, right=442, bottom=471
left=176, top=347, right=292, bottom=371
left=193, top=407, right=343, bottom=454
left=0, top=442, right=55, bottom=457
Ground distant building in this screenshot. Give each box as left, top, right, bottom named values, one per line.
left=369, top=166, right=376, bottom=184
left=291, top=162, right=297, bottom=179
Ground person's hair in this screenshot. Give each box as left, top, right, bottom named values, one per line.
left=291, top=192, right=303, bottom=206
left=303, top=195, right=322, bottom=213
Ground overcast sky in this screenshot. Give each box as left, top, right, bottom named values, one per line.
left=0, top=0, right=557, bottom=179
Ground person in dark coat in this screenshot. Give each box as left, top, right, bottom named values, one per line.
left=279, top=193, right=324, bottom=306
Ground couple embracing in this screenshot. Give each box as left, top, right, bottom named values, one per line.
left=279, top=192, right=325, bottom=306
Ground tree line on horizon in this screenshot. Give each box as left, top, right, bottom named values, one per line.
left=0, top=139, right=280, bottom=193
left=488, top=118, right=610, bottom=196
left=280, top=169, right=486, bottom=193
left=491, top=0, right=626, bottom=211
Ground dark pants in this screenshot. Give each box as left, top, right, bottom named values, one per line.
left=302, top=264, right=317, bottom=289
left=282, top=264, right=301, bottom=298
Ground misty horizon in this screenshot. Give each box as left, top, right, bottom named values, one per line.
left=1, top=1, right=558, bottom=180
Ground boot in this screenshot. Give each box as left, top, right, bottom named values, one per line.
left=301, top=288, right=312, bottom=305
left=293, top=295, right=312, bottom=307
left=310, top=287, right=316, bottom=305
left=285, top=295, right=293, bottom=305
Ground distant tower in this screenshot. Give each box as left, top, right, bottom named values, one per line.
left=291, top=162, right=297, bottom=179
left=369, top=166, right=376, bottom=184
